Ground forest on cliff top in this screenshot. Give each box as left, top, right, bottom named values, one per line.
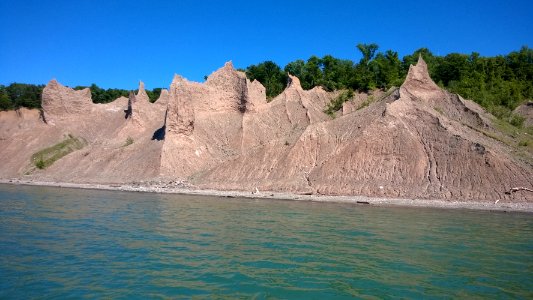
left=1, top=45, right=531, bottom=127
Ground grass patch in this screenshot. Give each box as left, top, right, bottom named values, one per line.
left=357, top=95, right=375, bottom=111
left=31, top=134, right=86, bottom=169
left=492, top=117, right=526, bottom=139
left=484, top=117, right=533, bottom=158
left=478, top=128, right=510, bottom=146
left=324, top=90, right=354, bottom=116
left=463, top=122, right=532, bottom=164
left=324, top=87, right=398, bottom=116
left=124, top=136, right=134, bottom=147
left=355, top=88, right=397, bottom=111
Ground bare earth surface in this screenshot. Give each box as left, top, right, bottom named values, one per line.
left=1, top=179, right=531, bottom=212
left=1, top=57, right=532, bottom=208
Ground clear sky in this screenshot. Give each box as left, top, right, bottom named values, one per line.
left=1, top=0, right=531, bottom=90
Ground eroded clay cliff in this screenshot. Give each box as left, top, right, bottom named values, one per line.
left=0, top=57, right=531, bottom=202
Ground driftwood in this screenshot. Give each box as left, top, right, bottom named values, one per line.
left=505, top=187, right=533, bottom=195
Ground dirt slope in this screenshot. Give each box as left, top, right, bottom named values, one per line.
left=0, top=58, right=531, bottom=201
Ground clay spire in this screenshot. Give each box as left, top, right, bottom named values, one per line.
left=135, top=81, right=150, bottom=102
left=223, top=61, right=234, bottom=70
left=403, top=55, right=438, bottom=88
left=287, top=73, right=303, bottom=90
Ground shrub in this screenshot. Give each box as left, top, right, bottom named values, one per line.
left=509, top=114, right=525, bottom=128
left=35, top=158, right=45, bottom=169
left=324, top=89, right=354, bottom=116
left=124, top=137, right=134, bottom=147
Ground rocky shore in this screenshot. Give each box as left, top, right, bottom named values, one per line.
left=2, top=179, right=531, bottom=213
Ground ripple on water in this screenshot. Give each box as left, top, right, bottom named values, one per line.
left=0, top=184, right=532, bottom=299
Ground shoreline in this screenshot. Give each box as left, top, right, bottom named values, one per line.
left=1, top=179, right=532, bottom=213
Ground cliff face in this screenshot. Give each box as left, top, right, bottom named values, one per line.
left=1, top=80, right=167, bottom=182
left=0, top=58, right=531, bottom=201
left=41, top=79, right=93, bottom=125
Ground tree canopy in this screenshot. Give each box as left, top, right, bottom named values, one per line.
left=0, top=83, right=44, bottom=110
left=1, top=45, right=532, bottom=128
left=245, top=61, right=288, bottom=98
left=245, top=45, right=533, bottom=123
left=0, top=83, right=163, bottom=111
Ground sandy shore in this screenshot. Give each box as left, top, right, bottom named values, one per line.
left=1, top=179, right=532, bottom=213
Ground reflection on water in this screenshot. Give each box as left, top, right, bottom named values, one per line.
left=0, top=184, right=531, bottom=298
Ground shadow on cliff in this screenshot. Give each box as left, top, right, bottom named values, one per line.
left=152, top=108, right=167, bottom=141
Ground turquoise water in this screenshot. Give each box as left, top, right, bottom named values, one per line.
left=0, top=184, right=531, bottom=299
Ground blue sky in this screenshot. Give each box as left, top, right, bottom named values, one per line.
left=1, top=0, right=531, bottom=90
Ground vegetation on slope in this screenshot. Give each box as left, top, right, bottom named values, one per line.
left=31, top=134, right=86, bottom=169
left=324, top=90, right=354, bottom=116
left=245, top=45, right=532, bottom=125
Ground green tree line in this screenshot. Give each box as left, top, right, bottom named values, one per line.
left=1, top=45, right=531, bottom=125
left=0, top=83, right=163, bottom=110
left=245, top=45, right=532, bottom=122
left=0, top=83, right=44, bottom=110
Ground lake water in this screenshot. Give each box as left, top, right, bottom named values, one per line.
left=0, top=184, right=531, bottom=299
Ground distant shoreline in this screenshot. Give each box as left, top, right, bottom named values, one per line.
left=1, top=179, right=532, bottom=213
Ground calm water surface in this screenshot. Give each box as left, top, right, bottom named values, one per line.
left=0, top=184, right=531, bottom=299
